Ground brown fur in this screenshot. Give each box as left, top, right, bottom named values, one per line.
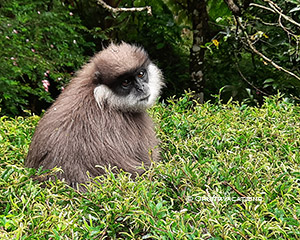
left=25, top=43, right=161, bottom=188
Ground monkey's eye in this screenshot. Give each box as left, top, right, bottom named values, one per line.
left=137, top=70, right=145, bottom=79
left=121, top=79, right=132, bottom=88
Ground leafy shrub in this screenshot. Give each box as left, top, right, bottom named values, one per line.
left=0, top=0, right=93, bottom=116
left=1, top=93, right=299, bottom=239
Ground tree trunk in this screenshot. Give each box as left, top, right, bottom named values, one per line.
left=188, top=0, right=209, bottom=103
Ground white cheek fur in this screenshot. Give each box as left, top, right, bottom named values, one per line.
left=147, top=63, right=164, bottom=106
left=94, top=63, right=164, bottom=112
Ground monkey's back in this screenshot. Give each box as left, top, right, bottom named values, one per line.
left=25, top=78, right=159, bottom=187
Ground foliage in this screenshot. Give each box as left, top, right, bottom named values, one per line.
left=1, top=0, right=300, bottom=115
left=204, top=0, right=300, bottom=104
left=0, top=0, right=190, bottom=115
left=1, top=92, right=299, bottom=239
left=71, top=0, right=191, bottom=98
left=0, top=0, right=94, bottom=116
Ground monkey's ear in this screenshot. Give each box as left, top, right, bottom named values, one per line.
left=93, top=71, right=102, bottom=84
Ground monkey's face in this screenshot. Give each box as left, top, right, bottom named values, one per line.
left=93, top=43, right=163, bottom=112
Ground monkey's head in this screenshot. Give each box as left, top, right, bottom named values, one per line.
left=92, top=42, right=164, bottom=112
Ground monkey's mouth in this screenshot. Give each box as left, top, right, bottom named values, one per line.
left=140, top=95, right=150, bottom=102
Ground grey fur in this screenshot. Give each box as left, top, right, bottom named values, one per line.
left=25, top=42, right=163, bottom=188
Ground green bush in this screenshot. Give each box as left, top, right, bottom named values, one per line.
left=0, top=0, right=93, bottom=116
left=0, top=93, right=299, bottom=239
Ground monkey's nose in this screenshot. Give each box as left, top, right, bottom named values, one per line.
left=136, top=87, right=144, bottom=93
left=135, top=83, right=145, bottom=93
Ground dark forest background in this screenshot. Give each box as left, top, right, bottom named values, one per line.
left=1, top=0, right=300, bottom=116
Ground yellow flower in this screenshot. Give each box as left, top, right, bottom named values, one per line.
left=212, top=39, right=219, bottom=48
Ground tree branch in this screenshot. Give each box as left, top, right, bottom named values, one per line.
left=265, top=0, right=300, bottom=28
left=250, top=1, right=300, bottom=28
left=224, top=0, right=241, bottom=15
left=250, top=1, right=300, bottom=58
left=235, top=16, right=300, bottom=82
left=97, top=0, right=152, bottom=15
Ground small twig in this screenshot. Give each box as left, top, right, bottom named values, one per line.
left=234, top=55, right=269, bottom=96
left=223, top=181, right=247, bottom=198
left=97, top=0, right=152, bottom=15
left=250, top=3, right=275, bottom=13
left=253, top=16, right=278, bottom=27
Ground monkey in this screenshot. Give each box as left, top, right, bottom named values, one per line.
left=25, top=42, right=164, bottom=189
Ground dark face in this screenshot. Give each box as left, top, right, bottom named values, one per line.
left=110, top=67, right=150, bottom=101
left=93, top=44, right=163, bottom=112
